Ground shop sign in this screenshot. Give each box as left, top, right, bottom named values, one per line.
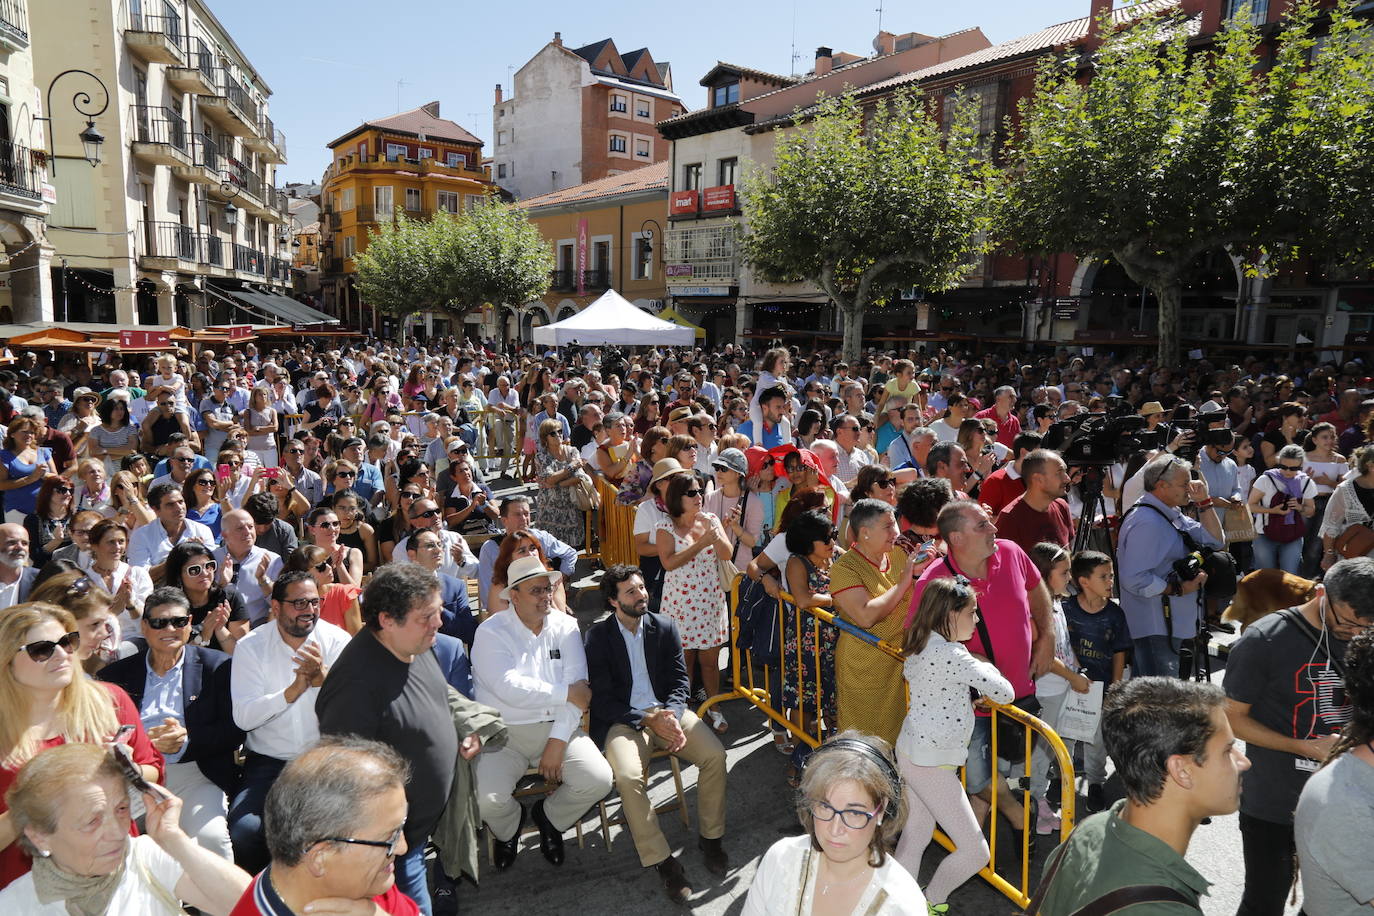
left=671, top=286, right=730, bottom=297
left=670, top=190, right=699, bottom=215
left=702, top=185, right=734, bottom=211
left=120, top=330, right=170, bottom=348
left=665, top=265, right=694, bottom=277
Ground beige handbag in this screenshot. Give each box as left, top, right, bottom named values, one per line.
left=1223, top=502, right=1256, bottom=544
left=570, top=469, right=600, bottom=511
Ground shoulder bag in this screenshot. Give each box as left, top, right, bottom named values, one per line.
left=1336, top=520, right=1374, bottom=559
left=1023, top=834, right=1196, bottom=916
left=1222, top=502, right=1256, bottom=544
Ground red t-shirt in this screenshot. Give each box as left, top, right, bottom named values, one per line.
left=978, top=466, right=1026, bottom=516
left=993, top=494, right=1073, bottom=556
left=974, top=406, right=1022, bottom=448
left=230, top=871, right=420, bottom=915
left=908, top=540, right=1042, bottom=701
left=0, top=682, right=164, bottom=889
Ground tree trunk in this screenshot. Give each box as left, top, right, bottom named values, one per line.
left=841, top=302, right=865, bottom=363
left=1154, top=280, right=1183, bottom=367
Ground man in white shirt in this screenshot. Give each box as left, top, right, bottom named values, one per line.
left=472, top=556, right=613, bottom=870
left=214, top=509, right=284, bottom=625
left=486, top=375, right=521, bottom=477
left=393, top=496, right=479, bottom=579
left=128, top=483, right=215, bottom=582
left=227, top=571, right=350, bottom=874
left=829, top=415, right=871, bottom=486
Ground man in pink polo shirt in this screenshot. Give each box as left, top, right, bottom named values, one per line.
left=909, top=499, right=1054, bottom=827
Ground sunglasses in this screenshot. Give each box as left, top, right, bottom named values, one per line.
left=399, top=491, right=422, bottom=500
left=174, top=456, right=196, bottom=463
left=313, top=561, right=332, bottom=573
left=53, top=485, right=72, bottom=495
left=877, top=477, right=895, bottom=487
left=1279, top=464, right=1303, bottom=471
left=410, top=508, right=441, bottom=520
left=683, top=488, right=703, bottom=498
left=196, top=478, right=216, bottom=487
left=18, top=631, right=80, bottom=662
left=146, top=615, right=191, bottom=630
left=334, top=470, right=357, bottom=478
left=314, top=520, right=341, bottom=529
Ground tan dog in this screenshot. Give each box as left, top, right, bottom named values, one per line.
left=1223, top=569, right=1317, bottom=632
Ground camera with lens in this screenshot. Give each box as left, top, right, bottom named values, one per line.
left=1172, top=549, right=1208, bottom=583
left=1170, top=409, right=1232, bottom=461
left=1044, top=410, right=1162, bottom=467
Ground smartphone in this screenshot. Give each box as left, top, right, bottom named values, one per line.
left=217, top=464, right=231, bottom=482
left=263, top=466, right=281, bottom=480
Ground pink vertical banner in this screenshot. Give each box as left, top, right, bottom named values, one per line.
left=576, top=217, right=589, bottom=295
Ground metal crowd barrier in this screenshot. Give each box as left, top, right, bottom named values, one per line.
left=697, top=577, right=1076, bottom=909
left=593, top=478, right=639, bottom=568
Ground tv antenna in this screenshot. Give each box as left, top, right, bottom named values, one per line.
left=876, top=0, right=885, bottom=34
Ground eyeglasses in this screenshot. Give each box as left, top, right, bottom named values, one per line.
left=313, top=561, right=332, bottom=573
left=185, top=560, right=218, bottom=577
left=174, top=456, right=196, bottom=464
left=806, top=798, right=883, bottom=830
left=682, top=488, right=702, bottom=498
left=410, top=508, right=441, bottom=520
left=334, top=470, right=357, bottom=478
left=146, top=615, right=191, bottom=630
left=283, top=596, right=322, bottom=611
left=877, top=477, right=895, bottom=487
left=18, top=631, right=80, bottom=662
left=827, top=527, right=840, bottom=542
left=314, top=520, right=341, bottom=529
left=321, top=823, right=405, bottom=858
left=196, top=478, right=216, bottom=487
left=53, top=486, right=72, bottom=495
left=415, top=539, right=443, bottom=550
left=399, top=491, right=422, bottom=500
left=1279, top=464, right=1303, bottom=472
left=73, top=527, right=95, bottom=537
left=940, top=387, right=953, bottom=393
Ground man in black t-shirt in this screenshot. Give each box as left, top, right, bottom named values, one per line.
left=1223, top=557, right=1374, bottom=916
left=316, top=564, right=473, bottom=916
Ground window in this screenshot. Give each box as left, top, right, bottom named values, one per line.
left=374, top=186, right=393, bottom=217
left=497, top=163, right=507, bottom=179
left=635, top=138, right=651, bottom=158
left=609, top=134, right=627, bottom=153
left=405, top=188, right=422, bottom=212
left=718, top=157, right=737, bottom=186
left=497, top=130, right=509, bottom=146
left=633, top=235, right=652, bottom=280
left=712, top=83, right=740, bottom=107
left=436, top=190, right=459, bottom=213
left=610, top=94, right=628, bottom=113
left=671, top=107, right=681, bottom=118
left=418, top=147, right=433, bottom=159
left=358, top=141, right=368, bottom=159
left=682, top=163, right=702, bottom=191
left=343, top=235, right=356, bottom=257
left=447, top=151, right=467, bottom=168
left=340, top=187, right=355, bottom=211
left=386, top=143, right=408, bottom=162
left=1225, top=0, right=1269, bottom=24
left=635, top=99, right=651, bottom=118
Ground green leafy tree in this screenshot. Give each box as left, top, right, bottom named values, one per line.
left=355, top=200, right=553, bottom=323
left=1001, top=1, right=1374, bottom=365
left=739, top=90, right=991, bottom=361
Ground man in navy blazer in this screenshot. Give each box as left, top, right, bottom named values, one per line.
left=405, top=530, right=477, bottom=646
left=99, top=586, right=244, bottom=859
left=584, top=565, right=729, bottom=904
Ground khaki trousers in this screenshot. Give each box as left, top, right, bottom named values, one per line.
left=475, top=721, right=613, bottom=841
left=604, top=710, right=727, bottom=867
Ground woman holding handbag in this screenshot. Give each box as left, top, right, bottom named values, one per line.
left=1247, top=444, right=1318, bottom=574
left=1319, top=445, right=1374, bottom=568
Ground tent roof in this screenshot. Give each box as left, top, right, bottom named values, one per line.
left=532, top=290, right=695, bottom=346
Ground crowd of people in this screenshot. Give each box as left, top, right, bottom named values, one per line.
left=0, top=337, right=1370, bottom=915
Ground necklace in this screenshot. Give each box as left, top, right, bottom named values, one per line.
left=817, top=859, right=870, bottom=896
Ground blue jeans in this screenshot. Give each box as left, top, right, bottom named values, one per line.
left=1131, top=635, right=1180, bottom=678
left=1252, top=534, right=1303, bottom=575
left=395, top=843, right=432, bottom=916
left=228, top=753, right=287, bottom=874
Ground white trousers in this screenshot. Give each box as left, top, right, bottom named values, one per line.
left=164, top=760, right=233, bottom=859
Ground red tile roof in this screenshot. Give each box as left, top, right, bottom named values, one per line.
left=516, top=161, right=668, bottom=210
left=327, top=102, right=481, bottom=149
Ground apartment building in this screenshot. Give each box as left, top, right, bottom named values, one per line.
left=319, top=101, right=495, bottom=338
left=493, top=33, right=683, bottom=200
left=32, top=0, right=312, bottom=330
left=0, top=0, right=53, bottom=325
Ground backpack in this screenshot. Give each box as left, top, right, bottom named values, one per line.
left=1262, top=470, right=1306, bottom=544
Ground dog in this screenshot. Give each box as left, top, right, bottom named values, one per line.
left=1223, top=569, right=1317, bottom=632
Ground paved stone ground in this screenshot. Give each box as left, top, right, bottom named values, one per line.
left=461, top=471, right=1299, bottom=914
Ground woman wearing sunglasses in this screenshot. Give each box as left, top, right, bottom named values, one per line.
left=287, top=544, right=362, bottom=634
left=0, top=603, right=165, bottom=889
left=22, top=475, right=75, bottom=569
left=329, top=488, right=379, bottom=574
left=166, top=541, right=248, bottom=655
left=182, top=468, right=227, bottom=541
left=534, top=418, right=587, bottom=550
left=306, top=507, right=363, bottom=586
left=109, top=469, right=155, bottom=530
left=28, top=571, right=121, bottom=675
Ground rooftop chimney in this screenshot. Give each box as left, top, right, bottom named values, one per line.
left=873, top=31, right=896, bottom=56
left=421, top=100, right=441, bottom=118
left=495, top=83, right=503, bottom=105
left=1089, top=0, right=1112, bottom=22
left=815, top=46, right=833, bottom=77
left=552, top=31, right=562, bottom=47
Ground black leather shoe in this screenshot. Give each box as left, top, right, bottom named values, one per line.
left=655, top=855, right=693, bottom=905
left=531, top=800, right=565, bottom=866
left=698, top=835, right=729, bottom=876
left=492, top=804, right=526, bottom=871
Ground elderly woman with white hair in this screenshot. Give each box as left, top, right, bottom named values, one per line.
left=1248, top=443, right=1318, bottom=574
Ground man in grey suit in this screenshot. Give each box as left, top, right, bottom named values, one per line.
left=0, top=522, right=38, bottom=603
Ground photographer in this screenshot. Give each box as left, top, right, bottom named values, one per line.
left=1117, top=455, right=1224, bottom=678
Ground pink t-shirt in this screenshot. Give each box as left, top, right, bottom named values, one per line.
left=907, top=539, right=1041, bottom=701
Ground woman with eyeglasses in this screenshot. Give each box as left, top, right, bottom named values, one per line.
left=83, top=519, right=153, bottom=643
left=287, top=544, right=362, bottom=634
left=23, top=476, right=75, bottom=569
left=109, top=469, right=155, bottom=530
left=657, top=472, right=732, bottom=733
left=617, top=425, right=670, bottom=506
left=71, top=458, right=113, bottom=519
left=329, top=488, right=379, bottom=574
left=88, top=397, right=141, bottom=479
left=378, top=482, right=425, bottom=565
left=166, top=540, right=248, bottom=655
left=743, top=732, right=921, bottom=916
left=28, top=571, right=121, bottom=675
left=0, top=417, right=56, bottom=526
left=57, top=387, right=101, bottom=448
left=534, top=417, right=588, bottom=549
left=1249, top=443, right=1319, bottom=574
left=0, top=603, right=164, bottom=889
left=306, top=507, right=363, bottom=586
left=485, top=529, right=570, bottom=618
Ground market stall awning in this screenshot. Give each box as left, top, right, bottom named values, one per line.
left=208, top=286, right=336, bottom=327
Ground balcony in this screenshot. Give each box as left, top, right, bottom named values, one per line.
left=129, top=106, right=191, bottom=167
left=234, top=243, right=265, bottom=276
left=325, top=209, right=341, bottom=230
left=200, top=71, right=259, bottom=137
left=270, top=257, right=292, bottom=284
left=0, top=0, right=29, bottom=51
left=328, top=150, right=492, bottom=183
left=583, top=268, right=610, bottom=290
left=171, top=134, right=220, bottom=185
left=261, top=187, right=289, bottom=224
left=245, top=114, right=286, bottom=163
left=167, top=38, right=217, bottom=95
left=323, top=256, right=343, bottom=274
left=196, top=233, right=226, bottom=273
left=356, top=203, right=380, bottom=224
left=124, top=4, right=184, bottom=66
left=549, top=269, right=610, bottom=292
left=0, top=139, right=44, bottom=207
left=139, top=221, right=198, bottom=272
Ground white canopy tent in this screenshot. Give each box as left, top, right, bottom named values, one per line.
left=531, top=289, right=696, bottom=346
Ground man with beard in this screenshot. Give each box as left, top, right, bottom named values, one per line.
left=583, top=565, right=729, bottom=904
left=228, top=571, right=351, bottom=874
left=0, top=522, right=37, bottom=604
left=994, top=449, right=1075, bottom=554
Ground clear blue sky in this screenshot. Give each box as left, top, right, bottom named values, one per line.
left=208, top=0, right=1096, bottom=185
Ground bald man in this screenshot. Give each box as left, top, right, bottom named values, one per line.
left=214, top=509, right=283, bottom=626
left=0, top=522, right=37, bottom=604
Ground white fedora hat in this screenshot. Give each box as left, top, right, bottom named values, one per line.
left=499, top=555, right=561, bottom=606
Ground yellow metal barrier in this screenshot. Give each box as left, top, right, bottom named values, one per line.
left=698, top=577, right=1076, bottom=910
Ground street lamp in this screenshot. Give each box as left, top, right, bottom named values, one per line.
left=38, top=69, right=110, bottom=172
left=223, top=199, right=238, bottom=226
left=639, top=218, right=663, bottom=258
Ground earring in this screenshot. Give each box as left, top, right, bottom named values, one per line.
left=36, top=848, right=50, bottom=858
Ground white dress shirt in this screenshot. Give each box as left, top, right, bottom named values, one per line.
left=472, top=609, right=586, bottom=743
left=394, top=528, right=478, bottom=579
left=127, top=518, right=215, bottom=568
left=230, top=619, right=351, bottom=760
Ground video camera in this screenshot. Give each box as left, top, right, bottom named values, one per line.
left=1043, top=405, right=1163, bottom=466
left=1170, top=409, right=1234, bottom=461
